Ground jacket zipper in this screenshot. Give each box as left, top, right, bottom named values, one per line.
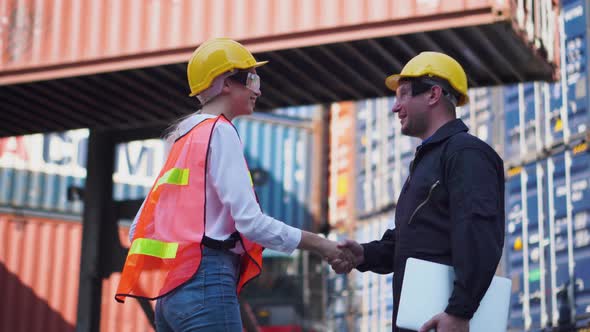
left=403, top=160, right=415, bottom=193
left=408, top=180, right=440, bottom=225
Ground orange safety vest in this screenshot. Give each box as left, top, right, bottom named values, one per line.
left=115, top=115, right=263, bottom=303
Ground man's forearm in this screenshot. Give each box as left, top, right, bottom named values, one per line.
left=356, top=241, right=395, bottom=274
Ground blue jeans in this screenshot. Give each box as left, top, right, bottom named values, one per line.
left=155, top=247, right=242, bottom=331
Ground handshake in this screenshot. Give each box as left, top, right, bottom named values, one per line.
left=320, top=238, right=365, bottom=274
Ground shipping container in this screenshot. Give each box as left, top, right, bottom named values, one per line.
left=502, top=0, right=590, bottom=163
left=561, top=0, right=590, bottom=141
left=0, top=213, right=314, bottom=332
left=353, top=212, right=394, bottom=332
left=458, top=86, right=504, bottom=156
left=1, top=0, right=558, bottom=75
left=503, top=82, right=549, bottom=162
left=353, top=96, right=419, bottom=217
left=325, top=212, right=395, bottom=331
left=352, top=89, right=502, bottom=217
left=0, top=130, right=162, bottom=215
left=328, top=102, right=356, bottom=230
left=505, top=142, right=590, bottom=331
left=272, top=105, right=321, bottom=120
left=325, top=231, right=353, bottom=332
left=0, top=214, right=155, bottom=332
left=234, top=111, right=321, bottom=231
left=505, top=161, right=550, bottom=330
left=0, top=110, right=321, bottom=230
left=502, top=2, right=590, bottom=329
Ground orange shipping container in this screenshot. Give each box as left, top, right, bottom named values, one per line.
left=1, top=0, right=558, bottom=76
left=0, top=214, right=155, bottom=332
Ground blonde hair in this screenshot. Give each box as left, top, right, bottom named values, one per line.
left=165, top=71, right=235, bottom=145
left=164, top=112, right=199, bottom=146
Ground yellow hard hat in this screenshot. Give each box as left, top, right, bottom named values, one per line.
left=385, top=51, right=469, bottom=106
left=187, top=38, right=268, bottom=96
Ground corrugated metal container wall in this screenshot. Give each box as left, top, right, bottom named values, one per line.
left=325, top=231, right=353, bottom=332
left=234, top=111, right=320, bottom=231
left=0, top=215, right=155, bottom=332
left=354, top=97, right=419, bottom=217
left=458, top=87, right=504, bottom=152
left=1, top=0, right=557, bottom=71
left=561, top=0, right=590, bottom=141
left=328, top=102, right=356, bottom=231
left=503, top=83, right=546, bottom=162
left=503, top=0, right=590, bottom=163
left=0, top=110, right=320, bottom=229
left=501, top=0, right=590, bottom=154
left=566, top=144, right=590, bottom=323
left=505, top=143, right=590, bottom=331
left=353, top=89, right=501, bottom=218
left=548, top=145, right=590, bottom=327
left=353, top=212, right=394, bottom=332
left=0, top=130, right=163, bottom=215
left=503, top=1, right=590, bottom=329
left=272, top=105, right=320, bottom=120
left=505, top=162, right=549, bottom=330
left=325, top=212, right=394, bottom=332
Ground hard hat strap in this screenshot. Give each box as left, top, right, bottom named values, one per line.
left=408, top=77, right=459, bottom=107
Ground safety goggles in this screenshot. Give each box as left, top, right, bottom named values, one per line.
left=228, top=71, right=261, bottom=93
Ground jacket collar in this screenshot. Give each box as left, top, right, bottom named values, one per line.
left=422, top=118, right=469, bottom=146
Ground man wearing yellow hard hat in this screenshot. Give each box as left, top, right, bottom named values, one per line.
left=116, top=38, right=354, bottom=331
left=331, top=52, right=505, bottom=332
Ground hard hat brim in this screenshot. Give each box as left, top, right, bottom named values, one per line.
left=385, top=74, right=402, bottom=92
left=384, top=73, right=469, bottom=106
left=251, top=60, right=268, bottom=68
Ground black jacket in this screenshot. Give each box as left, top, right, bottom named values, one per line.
left=357, top=119, right=505, bottom=331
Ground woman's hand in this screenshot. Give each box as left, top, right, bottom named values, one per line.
left=297, top=232, right=356, bottom=270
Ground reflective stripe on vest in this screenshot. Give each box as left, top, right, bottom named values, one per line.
left=153, top=168, right=190, bottom=192
left=115, top=115, right=263, bottom=303
left=129, top=238, right=179, bottom=259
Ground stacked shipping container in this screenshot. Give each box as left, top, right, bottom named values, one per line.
left=326, top=2, right=590, bottom=330
left=0, top=111, right=321, bottom=229
left=0, top=1, right=583, bottom=331
left=0, top=108, right=323, bottom=331
left=503, top=0, right=590, bottom=330
left=326, top=213, right=396, bottom=332
left=0, top=215, right=155, bottom=332
left=326, top=86, right=505, bottom=330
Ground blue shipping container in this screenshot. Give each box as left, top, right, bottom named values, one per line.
left=234, top=110, right=320, bottom=231
left=354, top=96, right=419, bottom=216
left=0, top=109, right=321, bottom=231
left=562, top=0, right=590, bottom=139
left=505, top=143, right=590, bottom=330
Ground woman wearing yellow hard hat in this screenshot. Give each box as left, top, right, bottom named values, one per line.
left=115, top=38, right=354, bottom=331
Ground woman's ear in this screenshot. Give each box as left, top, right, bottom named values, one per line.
left=221, top=79, right=232, bottom=94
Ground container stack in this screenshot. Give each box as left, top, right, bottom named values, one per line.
left=0, top=109, right=325, bottom=332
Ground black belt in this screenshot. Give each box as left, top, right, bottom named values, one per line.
left=202, top=232, right=240, bottom=250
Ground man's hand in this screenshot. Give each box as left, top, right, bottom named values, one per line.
left=419, top=312, right=469, bottom=332
left=328, top=239, right=364, bottom=274
left=317, top=238, right=355, bottom=271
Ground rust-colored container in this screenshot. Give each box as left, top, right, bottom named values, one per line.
left=1, top=0, right=559, bottom=72
left=0, top=214, right=155, bottom=332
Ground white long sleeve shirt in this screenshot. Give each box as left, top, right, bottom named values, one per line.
left=129, top=114, right=302, bottom=254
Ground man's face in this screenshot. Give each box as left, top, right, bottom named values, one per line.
left=392, top=81, right=430, bottom=138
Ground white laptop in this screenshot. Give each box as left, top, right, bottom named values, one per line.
left=396, top=258, right=512, bottom=332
